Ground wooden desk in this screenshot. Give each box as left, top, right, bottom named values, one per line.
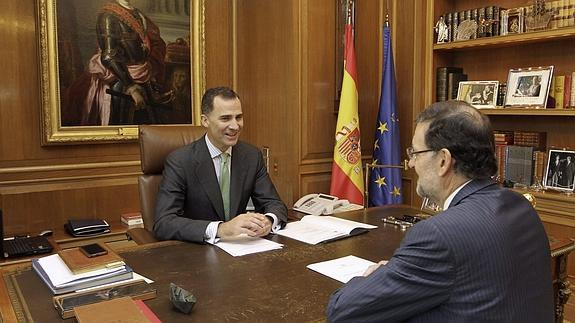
left=0, top=206, right=572, bottom=322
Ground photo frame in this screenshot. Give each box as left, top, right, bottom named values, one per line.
left=37, top=0, right=205, bottom=145
left=457, top=81, right=499, bottom=109
left=501, top=8, right=524, bottom=35
left=421, top=197, right=442, bottom=214
left=504, top=66, right=553, bottom=108
left=544, top=149, right=575, bottom=192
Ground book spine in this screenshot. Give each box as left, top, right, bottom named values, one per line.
left=555, top=75, right=565, bottom=109
left=564, top=73, right=572, bottom=108
left=570, top=71, right=575, bottom=107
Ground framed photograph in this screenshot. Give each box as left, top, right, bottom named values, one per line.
left=504, top=66, right=554, bottom=108
left=37, top=0, right=205, bottom=145
left=501, top=8, right=524, bottom=35
left=457, top=81, right=499, bottom=109
left=544, top=149, right=575, bottom=192
left=421, top=197, right=442, bottom=214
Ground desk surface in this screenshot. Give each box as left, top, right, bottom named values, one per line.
left=0, top=206, right=413, bottom=322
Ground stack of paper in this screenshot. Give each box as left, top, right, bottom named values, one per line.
left=33, top=254, right=133, bottom=294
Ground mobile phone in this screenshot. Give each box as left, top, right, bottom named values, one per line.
left=79, top=243, right=108, bottom=258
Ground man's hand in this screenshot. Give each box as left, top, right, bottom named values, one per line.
left=126, top=84, right=146, bottom=108
left=363, top=260, right=387, bottom=277
left=217, top=213, right=272, bottom=239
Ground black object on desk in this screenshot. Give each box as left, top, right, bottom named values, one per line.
left=0, top=209, right=53, bottom=258
left=65, top=219, right=110, bottom=237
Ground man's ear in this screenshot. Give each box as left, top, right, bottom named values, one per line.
left=437, top=148, right=454, bottom=177
left=200, top=114, right=208, bottom=127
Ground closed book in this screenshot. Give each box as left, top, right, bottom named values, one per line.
left=58, top=245, right=125, bottom=275
left=564, top=74, right=572, bottom=108
left=505, top=146, right=534, bottom=186
left=33, top=254, right=133, bottom=294
left=570, top=71, right=575, bottom=107
left=554, top=75, right=565, bottom=109
left=122, top=218, right=144, bottom=225
left=448, top=73, right=467, bottom=100
left=74, top=297, right=159, bottom=323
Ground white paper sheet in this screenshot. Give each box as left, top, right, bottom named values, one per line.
left=215, top=237, right=283, bottom=257
left=74, top=273, right=154, bottom=293
left=307, top=255, right=386, bottom=283
left=276, top=216, right=377, bottom=245
left=37, top=254, right=128, bottom=287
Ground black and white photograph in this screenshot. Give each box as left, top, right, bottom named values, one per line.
left=544, top=149, right=575, bottom=192
left=504, top=66, right=553, bottom=108
left=457, top=81, right=499, bottom=109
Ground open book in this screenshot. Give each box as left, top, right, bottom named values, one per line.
left=276, top=215, right=377, bottom=245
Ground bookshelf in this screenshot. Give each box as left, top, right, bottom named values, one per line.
left=426, top=1, right=575, bottom=241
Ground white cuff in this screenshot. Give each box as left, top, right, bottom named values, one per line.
left=204, top=221, right=222, bottom=244
left=265, top=213, right=281, bottom=233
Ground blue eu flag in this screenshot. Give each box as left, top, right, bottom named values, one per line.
left=369, top=25, right=402, bottom=206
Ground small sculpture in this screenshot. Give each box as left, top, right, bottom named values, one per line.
left=455, top=20, right=479, bottom=41
left=169, top=283, right=197, bottom=314
left=435, top=16, right=448, bottom=43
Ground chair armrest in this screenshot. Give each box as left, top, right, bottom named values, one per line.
left=126, top=228, right=159, bottom=245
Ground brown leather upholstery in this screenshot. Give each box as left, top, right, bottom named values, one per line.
left=129, top=125, right=206, bottom=244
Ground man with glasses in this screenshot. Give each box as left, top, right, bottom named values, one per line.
left=327, top=101, right=553, bottom=322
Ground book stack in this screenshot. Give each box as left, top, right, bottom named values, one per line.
left=33, top=247, right=133, bottom=294
left=121, top=212, right=144, bottom=229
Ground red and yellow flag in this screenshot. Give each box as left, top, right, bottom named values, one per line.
left=330, top=23, right=364, bottom=205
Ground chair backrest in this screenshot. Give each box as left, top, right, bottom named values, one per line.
left=138, top=125, right=206, bottom=231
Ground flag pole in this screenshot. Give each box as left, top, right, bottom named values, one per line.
left=364, top=161, right=409, bottom=207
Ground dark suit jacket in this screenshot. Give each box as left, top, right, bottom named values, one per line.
left=154, top=136, right=288, bottom=243
left=327, top=179, right=554, bottom=323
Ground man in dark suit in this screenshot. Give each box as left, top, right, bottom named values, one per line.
left=154, top=87, right=287, bottom=243
left=327, top=101, right=553, bottom=322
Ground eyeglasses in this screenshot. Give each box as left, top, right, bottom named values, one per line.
left=406, top=147, right=434, bottom=160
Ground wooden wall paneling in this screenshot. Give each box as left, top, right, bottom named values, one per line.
left=204, top=0, right=233, bottom=88
left=0, top=177, right=139, bottom=236
left=301, top=0, right=337, bottom=162
left=354, top=0, right=381, bottom=160
left=235, top=0, right=299, bottom=205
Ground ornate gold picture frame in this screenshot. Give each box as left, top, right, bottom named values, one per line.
left=37, top=0, right=205, bottom=145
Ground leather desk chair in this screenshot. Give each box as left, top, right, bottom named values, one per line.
left=127, top=125, right=206, bottom=244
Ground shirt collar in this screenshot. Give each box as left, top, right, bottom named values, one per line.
left=443, top=180, right=472, bottom=210
left=204, top=135, right=232, bottom=158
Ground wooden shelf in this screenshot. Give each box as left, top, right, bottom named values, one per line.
left=434, top=27, right=575, bottom=51
left=480, top=108, right=575, bottom=116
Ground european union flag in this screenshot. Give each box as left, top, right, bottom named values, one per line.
left=369, top=25, right=402, bottom=206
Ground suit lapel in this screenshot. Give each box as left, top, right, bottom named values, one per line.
left=230, top=144, right=247, bottom=217
left=194, top=139, right=226, bottom=220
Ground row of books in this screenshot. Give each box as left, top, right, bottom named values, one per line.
left=438, top=1, right=575, bottom=44
left=550, top=73, right=575, bottom=109
left=494, top=131, right=548, bottom=186
left=439, top=6, right=501, bottom=43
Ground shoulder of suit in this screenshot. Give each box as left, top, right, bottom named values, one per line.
left=233, top=141, right=260, bottom=154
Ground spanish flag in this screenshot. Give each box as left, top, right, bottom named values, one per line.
left=330, top=23, right=364, bottom=205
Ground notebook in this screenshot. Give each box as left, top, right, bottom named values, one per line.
left=1, top=209, right=53, bottom=258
